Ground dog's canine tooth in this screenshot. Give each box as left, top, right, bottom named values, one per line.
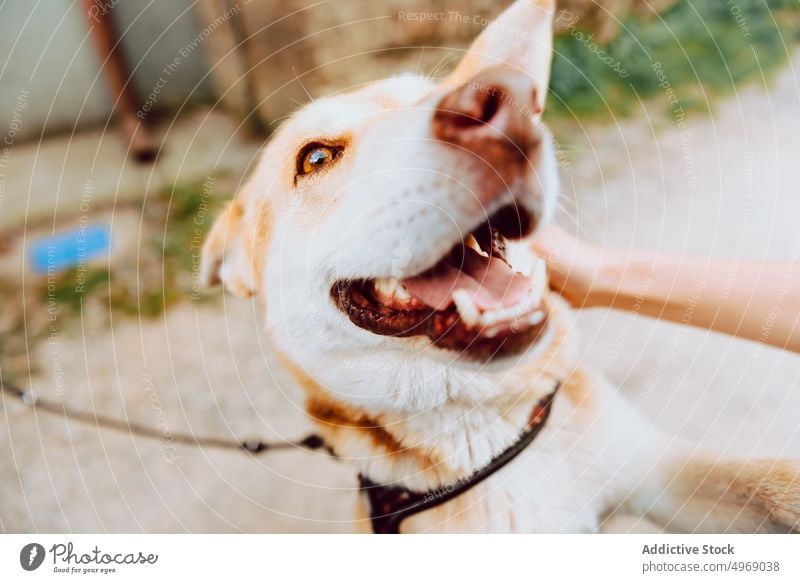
left=452, top=289, right=480, bottom=327
left=465, top=234, right=488, bottom=257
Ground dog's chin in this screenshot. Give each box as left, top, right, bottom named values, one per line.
left=331, top=203, right=550, bottom=362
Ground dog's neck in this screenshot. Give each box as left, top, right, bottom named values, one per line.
left=302, top=302, right=573, bottom=491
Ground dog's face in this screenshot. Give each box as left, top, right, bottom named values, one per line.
left=202, top=1, right=560, bottom=412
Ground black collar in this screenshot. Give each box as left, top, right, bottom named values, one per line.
left=358, top=380, right=561, bottom=534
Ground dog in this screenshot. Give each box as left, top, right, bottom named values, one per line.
left=201, top=0, right=800, bottom=533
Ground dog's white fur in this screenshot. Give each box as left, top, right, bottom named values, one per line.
left=203, top=0, right=800, bottom=532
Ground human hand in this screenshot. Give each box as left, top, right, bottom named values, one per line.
left=531, top=225, right=611, bottom=308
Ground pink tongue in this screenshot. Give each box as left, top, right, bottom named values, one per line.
left=402, top=247, right=531, bottom=311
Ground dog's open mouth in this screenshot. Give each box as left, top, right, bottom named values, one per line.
left=332, top=204, right=549, bottom=359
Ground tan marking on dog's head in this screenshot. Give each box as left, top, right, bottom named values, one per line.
left=249, top=199, right=273, bottom=297
left=201, top=198, right=253, bottom=297
left=200, top=183, right=274, bottom=298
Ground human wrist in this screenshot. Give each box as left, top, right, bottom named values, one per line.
left=585, top=250, right=627, bottom=308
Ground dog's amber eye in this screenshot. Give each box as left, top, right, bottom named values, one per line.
left=298, top=144, right=340, bottom=176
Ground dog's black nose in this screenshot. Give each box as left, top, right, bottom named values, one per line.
left=432, top=67, right=542, bottom=158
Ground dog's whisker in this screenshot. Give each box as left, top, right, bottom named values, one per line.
left=428, top=53, right=458, bottom=80
left=414, top=46, right=426, bottom=75
left=292, top=65, right=315, bottom=103
left=269, top=113, right=294, bottom=127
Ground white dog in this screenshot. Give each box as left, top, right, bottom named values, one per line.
left=202, top=0, right=800, bottom=533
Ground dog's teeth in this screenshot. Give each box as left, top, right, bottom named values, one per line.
left=505, top=241, right=535, bottom=276
left=480, top=307, right=501, bottom=327
left=528, top=258, right=547, bottom=307
left=375, top=278, right=414, bottom=304
left=394, top=283, right=411, bottom=301
left=374, top=277, right=398, bottom=298
left=527, top=310, right=545, bottom=326
left=452, top=289, right=480, bottom=327
left=465, top=234, right=488, bottom=257
left=373, top=278, right=389, bottom=297
left=481, top=302, right=526, bottom=327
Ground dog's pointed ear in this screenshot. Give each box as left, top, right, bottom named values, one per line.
left=447, top=0, right=555, bottom=112
left=200, top=198, right=256, bottom=298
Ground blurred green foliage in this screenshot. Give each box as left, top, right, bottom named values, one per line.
left=548, top=0, right=800, bottom=117
left=40, top=266, right=111, bottom=314
left=1, top=181, right=228, bottom=381
left=36, top=180, right=227, bottom=323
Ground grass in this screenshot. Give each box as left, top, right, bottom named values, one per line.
left=0, top=180, right=229, bottom=382
left=548, top=0, right=800, bottom=119
left=50, top=180, right=227, bottom=321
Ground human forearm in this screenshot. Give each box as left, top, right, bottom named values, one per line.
left=593, top=252, right=800, bottom=352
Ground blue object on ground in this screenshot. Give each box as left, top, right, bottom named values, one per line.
left=29, top=224, right=111, bottom=274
